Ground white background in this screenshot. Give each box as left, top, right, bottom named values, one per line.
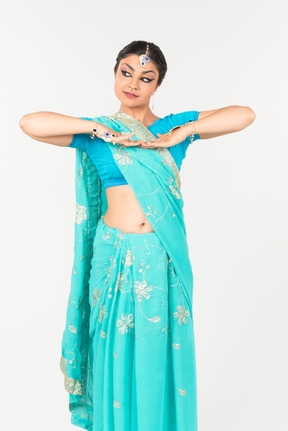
left=1, top=0, right=287, bottom=430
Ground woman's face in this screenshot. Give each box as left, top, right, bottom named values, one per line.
left=114, top=54, right=160, bottom=109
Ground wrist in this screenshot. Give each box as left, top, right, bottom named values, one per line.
left=88, top=120, right=102, bottom=140
left=183, top=121, right=197, bottom=143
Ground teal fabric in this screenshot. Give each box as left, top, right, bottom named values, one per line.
left=60, top=111, right=198, bottom=430
left=68, top=111, right=200, bottom=189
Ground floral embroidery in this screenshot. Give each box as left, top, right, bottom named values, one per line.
left=172, top=343, right=181, bottom=350
left=173, top=305, right=190, bottom=324
left=168, top=185, right=180, bottom=199
left=115, top=271, right=124, bottom=293
left=69, top=296, right=83, bottom=310
left=178, top=388, right=187, bottom=396
left=134, top=279, right=153, bottom=302
left=113, top=147, right=133, bottom=166
left=98, top=303, right=108, bottom=322
left=122, top=249, right=135, bottom=267
left=100, top=329, right=107, bottom=338
left=60, top=355, right=83, bottom=395
left=133, top=263, right=163, bottom=323
left=103, top=231, right=110, bottom=240
left=75, top=202, right=87, bottom=225
left=113, top=400, right=121, bottom=408
left=68, top=325, right=77, bottom=333
left=148, top=315, right=161, bottom=323
left=92, top=287, right=101, bottom=307
left=104, top=256, right=118, bottom=287
left=116, top=313, right=135, bottom=334
left=161, top=323, right=168, bottom=334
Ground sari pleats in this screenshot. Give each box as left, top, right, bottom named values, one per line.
left=85, top=216, right=197, bottom=430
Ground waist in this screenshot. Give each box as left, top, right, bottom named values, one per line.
left=103, top=210, right=155, bottom=234
left=104, top=184, right=155, bottom=234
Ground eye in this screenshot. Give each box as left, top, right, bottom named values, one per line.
left=121, top=70, right=153, bottom=83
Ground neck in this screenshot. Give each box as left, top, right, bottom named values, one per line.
left=118, top=104, right=154, bottom=125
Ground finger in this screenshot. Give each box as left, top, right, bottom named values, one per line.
left=125, top=139, right=144, bottom=146
left=116, top=132, right=134, bottom=139
left=109, top=132, right=134, bottom=143
left=140, top=140, right=156, bottom=146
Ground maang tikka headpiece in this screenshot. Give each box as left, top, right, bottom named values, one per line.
left=138, top=43, right=150, bottom=68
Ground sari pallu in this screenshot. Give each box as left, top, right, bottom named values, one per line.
left=60, top=111, right=198, bottom=430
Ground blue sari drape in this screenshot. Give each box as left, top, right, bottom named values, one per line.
left=60, top=111, right=197, bottom=430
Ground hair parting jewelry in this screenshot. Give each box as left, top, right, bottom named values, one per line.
left=138, top=42, right=150, bottom=68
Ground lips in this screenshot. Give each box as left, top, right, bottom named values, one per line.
left=124, top=91, right=139, bottom=98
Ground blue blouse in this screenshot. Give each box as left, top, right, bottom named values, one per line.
left=68, top=111, right=200, bottom=189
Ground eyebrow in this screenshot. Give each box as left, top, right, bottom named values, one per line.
left=122, top=62, right=156, bottom=75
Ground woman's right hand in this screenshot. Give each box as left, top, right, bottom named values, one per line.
left=93, top=123, right=144, bottom=147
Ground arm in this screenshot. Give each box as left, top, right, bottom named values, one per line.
left=183, top=105, right=256, bottom=140
left=18, top=111, right=95, bottom=147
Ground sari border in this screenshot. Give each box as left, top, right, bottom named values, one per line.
left=60, top=354, right=84, bottom=396
left=105, top=111, right=181, bottom=190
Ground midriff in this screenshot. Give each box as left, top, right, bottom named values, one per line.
left=103, top=184, right=155, bottom=233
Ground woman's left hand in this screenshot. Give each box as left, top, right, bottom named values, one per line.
left=138, top=124, right=189, bottom=149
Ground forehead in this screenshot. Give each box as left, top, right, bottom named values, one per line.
left=120, top=54, right=158, bottom=73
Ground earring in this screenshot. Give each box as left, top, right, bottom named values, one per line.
left=152, top=92, right=155, bottom=109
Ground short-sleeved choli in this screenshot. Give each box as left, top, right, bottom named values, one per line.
left=68, top=111, right=200, bottom=189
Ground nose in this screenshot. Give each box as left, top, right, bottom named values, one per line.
left=128, top=79, right=138, bottom=91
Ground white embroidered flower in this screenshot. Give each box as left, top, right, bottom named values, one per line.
left=123, top=249, right=135, bottom=267
left=103, top=231, right=110, bottom=240
left=113, top=149, right=133, bottom=166
left=116, top=313, right=134, bottom=334
left=172, top=343, right=181, bottom=350
left=115, top=271, right=124, bottom=292
left=92, top=287, right=101, bottom=307
left=75, top=202, right=87, bottom=225
left=98, top=303, right=108, bottom=322
left=148, top=315, right=160, bottom=323
left=134, top=279, right=153, bottom=302
left=173, top=305, right=190, bottom=324
left=178, top=388, right=187, bottom=396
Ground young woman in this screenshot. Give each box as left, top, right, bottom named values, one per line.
left=19, top=40, right=256, bottom=431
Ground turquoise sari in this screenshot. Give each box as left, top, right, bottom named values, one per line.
left=60, top=111, right=198, bottom=430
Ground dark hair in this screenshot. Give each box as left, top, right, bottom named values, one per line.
left=114, top=40, right=167, bottom=87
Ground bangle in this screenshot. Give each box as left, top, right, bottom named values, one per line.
left=188, top=120, right=195, bottom=144
left=90, top=121, right=100, bottom=140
